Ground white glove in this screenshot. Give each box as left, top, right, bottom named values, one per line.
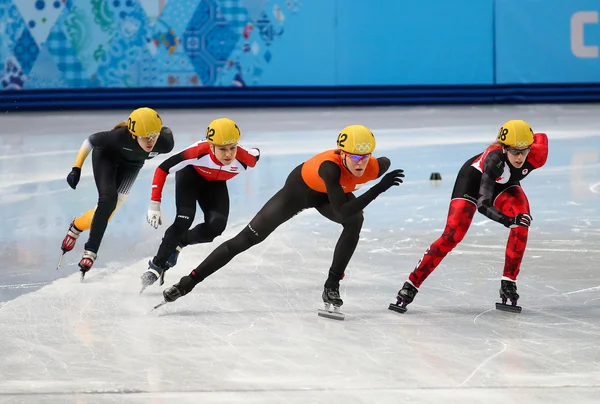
left=147, top=200, right=162, bottom=229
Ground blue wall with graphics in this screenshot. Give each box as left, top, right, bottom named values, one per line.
left=1, top=0, right=599, bottom=110
left=495, top=0, right=600, bottom=84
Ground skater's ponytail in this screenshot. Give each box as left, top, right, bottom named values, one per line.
left=487, top=141, right=503, bottom=149
left=113, top=121, right=128, bottom=129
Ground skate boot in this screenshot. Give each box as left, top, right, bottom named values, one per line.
left=78, top=250, right=96, bottom=282
left=496, top=279, right=522, bottom=313
left=140, top=260, right=168, bottom=294
left=318, top=286, right=345, bottom=320
left=57, top=221, right=82, bottom=269
left=166, top=245, right=183, bottom=269
left=389, top=281, right=419, bottom=314
left=152, top=275, right=196, bottom=310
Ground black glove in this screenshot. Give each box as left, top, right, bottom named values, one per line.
left=66, top=167, right=81, bottom=189
left=504, top=213, right=532, bottom=228
left=374, top=169, right=405, bottom=193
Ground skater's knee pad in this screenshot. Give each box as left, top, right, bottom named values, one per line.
left=342, top=212, right=364, bottom=230
left=227, top=225, right=262, bottom=254
left=205, top=212, right=227, bottom=239
left=437, top=228, right=465, bottom=253
left=98, top=192, right=118, bottom=211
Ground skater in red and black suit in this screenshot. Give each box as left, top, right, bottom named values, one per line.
left=140, top=118, right=260, bottom=290
left=155, top=125, right=404, bottom=315
left=390, top=120, right=548, bottom=313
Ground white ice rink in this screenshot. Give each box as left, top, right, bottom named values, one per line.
left=0, top=105, right=599, bottom=403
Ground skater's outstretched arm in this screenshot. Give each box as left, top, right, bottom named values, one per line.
left=318, top=160, right=403, bottom=219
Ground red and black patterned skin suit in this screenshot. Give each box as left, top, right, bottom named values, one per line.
left=408, top=133, right=548, bottom=288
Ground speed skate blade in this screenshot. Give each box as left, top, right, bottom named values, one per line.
left=139, top=281, right=151, bottom=295
left=57, top=252, right=65, bottom=269
left=317, top=309, right=345, bottom=321
left=388, top=303, right=408, bottom=314
left=80, top=271, right=87, bottom=283
left=495, top=302, right=522, bottom=313
left=152, top=300, right=168, bottom=311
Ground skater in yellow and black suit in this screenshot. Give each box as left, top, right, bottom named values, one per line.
left=59, top=107, right=174, bottom=279
left=158, top=125, right=404, bottom=309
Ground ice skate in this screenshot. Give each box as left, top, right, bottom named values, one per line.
left=496, top=279, right=522, bottom=313
left=389, top=281, right=419, bottom=314
left=57, top=221, right=82, bottom=269
left=140, top=260, right=168, bottom=294
left=166, top=245, right=183, bottom=269
left=318, top=287, right=345, bottom=320
left=78, top=250, right=96, bottom=282
left=152, top=275, right=195, bottom=310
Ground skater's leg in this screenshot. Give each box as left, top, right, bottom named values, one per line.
left=84, top=161, right=139, bottom=255
left=73, top=208, right=96, bottom=232
left=189, top=187, right=303, bottom=284
left=315, top=193, right=364, bottom=289
left=408, top=198, right=476, bottom=287
left=73, top=194, right=127, bottom=232
left=494, top=186, right=530, bottom=281
left=183, top=180, right=229, bottom=246
left=62, top=194, right=126, bottom=260
left=153, top=167, right=199, bottom=267
left=81, top=152, right=118, bottom=255
left=389, top=198, right=476, bottom=311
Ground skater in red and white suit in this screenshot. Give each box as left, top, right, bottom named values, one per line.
left=391, top=120, right=548, bottom=311
left=140, top=118, right=260, bottom=289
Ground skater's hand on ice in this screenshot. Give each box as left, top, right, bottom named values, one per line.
left=147, top=201, right=162, bottom=228
left=375, top=169, right=404, bottom=193
left=505, top=213, right=532, bottom=229
left=66, top=167, right=81, bottom=189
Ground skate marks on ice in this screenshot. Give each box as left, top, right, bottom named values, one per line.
left=2, top=109, right=600, bottom=402
left=1, top=230, right=600, bottom=403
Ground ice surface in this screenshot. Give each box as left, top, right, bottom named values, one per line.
left=0, top=105, right=599, bottom=403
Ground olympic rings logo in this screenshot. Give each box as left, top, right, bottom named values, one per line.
left=354, top=142, right=373, bottom=154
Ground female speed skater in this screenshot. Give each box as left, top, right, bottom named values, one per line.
left=389, top=119, right=548, bottom=314
left=155, top=124, right=405, bottom=320
left=59, top=107, right=174, bottom=280
left=140, top=118, right=260, bottom=291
